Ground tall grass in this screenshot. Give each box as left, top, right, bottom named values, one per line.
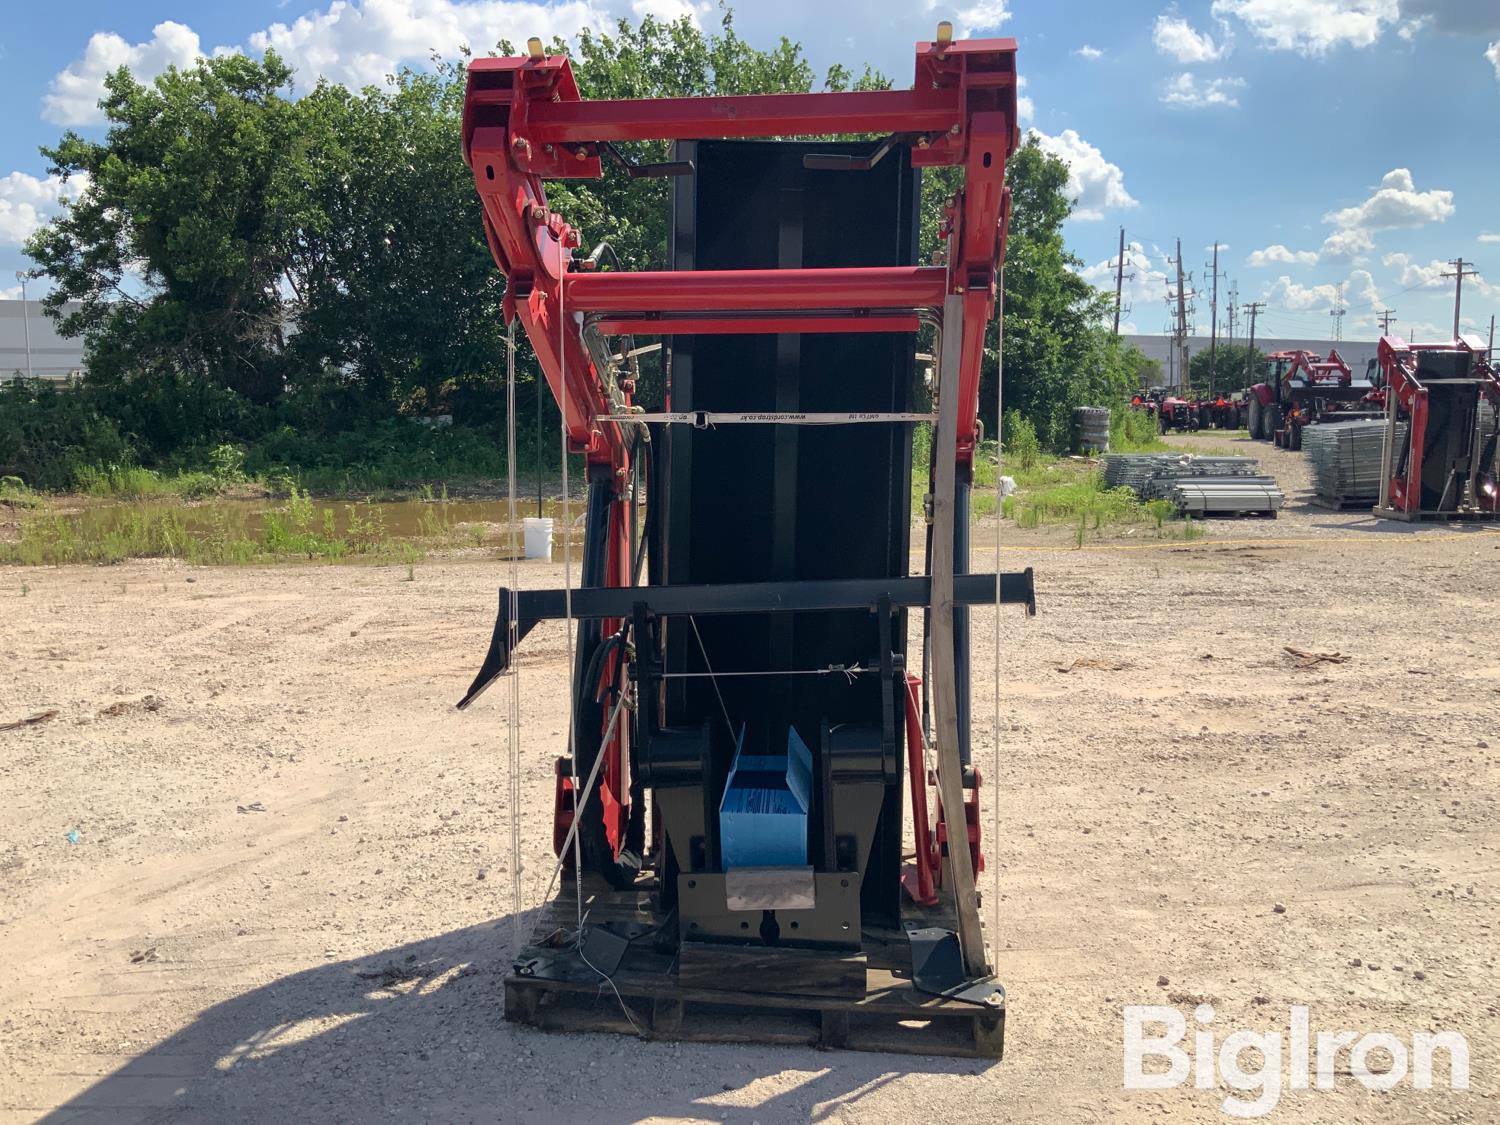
left=1110, top=407, right=1170, bottom=452
left=0, top=488, right=430, bottom=568
left=1001, top=471, right=1138, bottom=528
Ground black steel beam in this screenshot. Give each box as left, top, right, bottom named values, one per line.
left=512, top=571, right=1033, bottom=622
left=457, top=571, right=1034, bottom=709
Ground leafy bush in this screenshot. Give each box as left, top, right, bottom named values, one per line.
left=1003, top=411, right=1042, bottom=471
left=1111, top=407, right=1168, bottom=452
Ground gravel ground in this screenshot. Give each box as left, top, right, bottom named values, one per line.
left=2, top=458, right=1497, bottom=1123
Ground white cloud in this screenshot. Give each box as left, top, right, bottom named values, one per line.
left=1029, top=128, right=1137, bottom=221
left=1161, top=72, right=1245, bottom=108
left=248, top=0, right=607, bottom=91
left=1079, top=239, right=1170, bottom=327
left=0, top=284, right=21, bottom=301
left=1377, top=252, right=1500, bottom=303
left=1382, top=252, right=1447, bottom=291
left=1211, top=0, right=1398, bottom=55
left=43, top=21, right=215, bottom=126
left=948, top=0, right=1013, bottom=36
left=630, top=0, right=708, bottom=24
left=44, top=3, right=611, bottom=123
left=1396, top=16, right=1430, bottom=41
left=1323, top=168, right=1454, bottom=231
left=1248, top=244, right=1318, bottom=267
left=1016, top=75, right=1034, bottom=124
left=1262, top=270, right=1378, bottom=320
left=1346, top=266, right=1381, bottom=308
left=1153, top=15, right=1228, bottom=62
left=1479, top=232, right=1500, bottom=244
left=0, top=171, right=90, bottom=245
left=1266, top=275, right=1340, bottom=312
left=1400, top=1, right=1500, bottom=36
left=1074, top=44, right=1104, bottom=60
left=1318, top=227, right=1375, bottom=263
left=1487, top=39, right=1500, bottom=80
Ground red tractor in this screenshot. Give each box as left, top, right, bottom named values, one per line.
left=1244, top=349, right=1383, bottom=450
left=1194, top=393, right=1244, bottom=431
left=1157, top=393, right=1198, bottom=432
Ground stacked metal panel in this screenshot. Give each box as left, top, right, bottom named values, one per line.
left=1101, top=453, right=1282, bottom=515
left=1170, top=477, right=1285, bottom=515
left=1303, top=421, right=1406, bottom=506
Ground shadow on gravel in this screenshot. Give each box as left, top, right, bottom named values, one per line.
left=43, top=914, right=984, bottom=1125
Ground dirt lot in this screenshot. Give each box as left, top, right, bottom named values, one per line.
left=2, top=434, right=1497, bottom=1123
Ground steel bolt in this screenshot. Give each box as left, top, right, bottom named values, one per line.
left=949, top=123, right=961, bottom=135
left=528, top=204, right=547, bottom=224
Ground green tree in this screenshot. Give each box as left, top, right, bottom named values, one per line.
left=22, top=6, right=1142, bottom=482
left=28, top=53, right=317, bottom=414
left=1187, top=343, right=1266, bottom=397
left=290, top=66, right=509, bottom=424
left=923, top=138, right=1140, bottom=449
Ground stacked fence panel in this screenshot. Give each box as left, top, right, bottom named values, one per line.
left=1101, top=453, right=1283, bottom=515
left=1303, top=421, right=1405, bottom=507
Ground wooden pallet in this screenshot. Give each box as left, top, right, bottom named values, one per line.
left=1372, top=504, right=1500, bottom=522
left=1310, top=495, right=1376, bottom=511
left=503, top=878, right=1004, bottom=1058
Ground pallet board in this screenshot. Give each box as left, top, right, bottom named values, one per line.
left=504, top=877, right=1004, bottom=1058
left=1372, top=505, right=1500, bottom=522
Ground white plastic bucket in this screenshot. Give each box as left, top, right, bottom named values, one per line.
left=522, top=517, right=554, bottom=561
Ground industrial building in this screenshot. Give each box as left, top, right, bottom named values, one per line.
left=1125, top=334, right=1380, bottom=389
left=0, top=299, right=84, bottom=381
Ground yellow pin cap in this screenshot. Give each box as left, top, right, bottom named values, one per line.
left=936, top=21, right=953, bottom=45
left=527, top=37, right=545, bottom=60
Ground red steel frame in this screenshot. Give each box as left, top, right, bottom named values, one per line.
left=462, top=36, right=1018, bottom=873
left=1376, top=335, right=1500, bottom=516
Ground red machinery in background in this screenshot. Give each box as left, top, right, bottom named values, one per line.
left=1242, top=351, right=1380, bottom=453
left=1243, top=348, right=1384, bottom=449
left=1374, top=334, right=1500, bottom=520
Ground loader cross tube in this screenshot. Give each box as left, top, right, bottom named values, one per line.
left=459, top=571, right=1037, bottom=697
left=461, top=36, right=1018, bottom=472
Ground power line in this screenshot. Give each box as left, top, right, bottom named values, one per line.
left=1168, top=238, right=1190, bottom=390
left=1111, top=225, right=1134, bottom=336
left=1440, top=258, right=1478, bottom=341
left=1243, top=301, right=1265, bottom=386
left=1205, top=241, right=1223, bottom=396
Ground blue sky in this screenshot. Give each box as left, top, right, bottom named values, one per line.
left=2, top=0, right=1498, bottom=342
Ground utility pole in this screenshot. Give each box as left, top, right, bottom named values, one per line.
left=1441, top=258, right=1478, bottom=340
left=1489, top=314, right=1495, bottom=358
left=1243, top=301, right=1265, bottom=386
left=1112, top=226, right=1128, bottom=335
left=1226, top=284, right=1238, bottom=345
left=1171, top=238, right=1189, bottom=392
left=14, top=272, right=33, bottom=380
left=1377, top=308, right=1396, bottom=337
left=1206, top=242, right=1221, bottom=397
left=1328, top=281, right=1346, bottom=342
